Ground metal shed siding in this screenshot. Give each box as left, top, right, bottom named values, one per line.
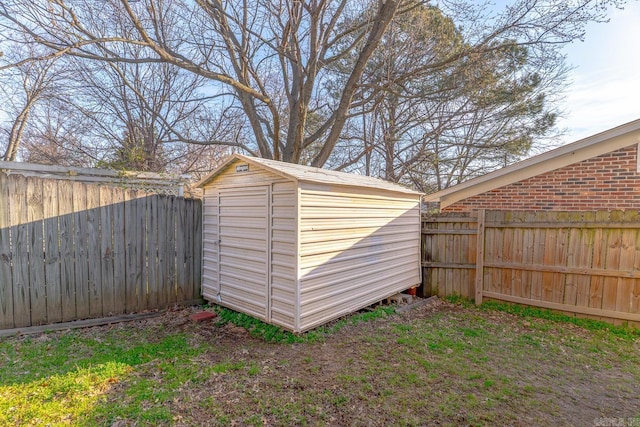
left=269, top=181, right=298, bottom=329
left=298, top=182, right=421, bottom=331
left=201, top=186, right=219, bottom=301
left=200, top=160, right=297, bottom=330
left=218, top=186, right=270, bottom=320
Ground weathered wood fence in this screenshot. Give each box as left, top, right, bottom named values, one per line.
left=422, top=210, right=640, bottom=326
left=0, top=172, right=202, bottom=329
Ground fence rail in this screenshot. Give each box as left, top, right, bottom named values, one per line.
left=0, top=160, right=191, bottom=196
left=422, top=210, right=640, bottom=326
left=0, top=172, right=202, bottom=329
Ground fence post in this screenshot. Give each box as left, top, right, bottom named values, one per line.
left=475, top=209, right=486, bottom=305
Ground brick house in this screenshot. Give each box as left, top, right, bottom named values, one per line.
left=424, top=119, right=640, bottom=212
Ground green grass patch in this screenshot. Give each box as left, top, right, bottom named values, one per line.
left=212, top=361, right=245, bottom=374
left=446, top=295, right=640, bottom=340
left=0, top=361, right=130, bottom=426
left=0, top=330, right=205, bottom=426
left=213, top=305, right=395, bottom=343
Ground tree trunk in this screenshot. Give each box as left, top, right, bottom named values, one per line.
left=3, top=107, right=31, bottom=161
left=310, top=0, right=401, bottom=167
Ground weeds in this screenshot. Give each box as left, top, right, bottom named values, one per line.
left=212, top=304, right=395, bottom=343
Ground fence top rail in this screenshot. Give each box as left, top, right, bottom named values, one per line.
left=0, top=161, right=191, bottom=182
left=484, top=221, right=640, bottom=229
left=0, top=161, right=194, bottom=196
left=423, top=210, right=640, bottom=224
left=422, top=217, right=478, bottom=223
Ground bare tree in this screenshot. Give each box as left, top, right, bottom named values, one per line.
left=18, top=97, right=97, bottom=166
left=0, top=0, right=408, bottom=166
left=324, top=0, right=619, bottom=190
left=0, top=0, right=626, bottom=176
left=0, top=6, right=245, bottom=171
left=74, top=57, right=227, bottom=172
left=0, top=40, right=68, bottom=161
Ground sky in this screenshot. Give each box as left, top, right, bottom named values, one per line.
left=1, top=1, right=638, bottom=155
left=555, top=1, right=640, bottom=144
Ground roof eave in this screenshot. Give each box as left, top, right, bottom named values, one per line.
left=198, top=154, right=422, bottom=195
left=194, top=154, right=239, bottom=188
left=295, top=177, right=423, bottom=196
left=195, top=153, right=298, bottom=188
left=424, top=118, right=640, bottom=208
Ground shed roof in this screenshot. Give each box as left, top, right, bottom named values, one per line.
left=424, top=118, right=640, bottom=208
left=196, top=154, right=423, bottom=195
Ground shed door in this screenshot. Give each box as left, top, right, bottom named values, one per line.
left=218, top=186, right=270, bottom=321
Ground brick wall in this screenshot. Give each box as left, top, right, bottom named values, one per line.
left=444, top=145, right=640, bottom=212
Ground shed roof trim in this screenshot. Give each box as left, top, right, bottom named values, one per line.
left=197, top=154, right=423, bottom=195
left=424, top=118, right=640, bottom=208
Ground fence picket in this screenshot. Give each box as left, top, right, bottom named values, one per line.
left=10, top=175, right=31, bottom=327
left=176, top=197, right=187, bottom=303
left=511, top=218, right=524, bottom=299
left=156, top=196, right=168, bottom=308
left=616, top=210, right=638, bottom=317
left=553, top=212, right=570, bottom=305
left=43, top=179, right=62, bottom=323
left=0, top=174, right=13, bottom=328
left=602, top=211, right=622, bottom=316
left=193, top=197, right=203, bottom=300
left=501, top=213, right=514, bottom=297
left=58, top=179, right=76, bottom=321
left=73, top=182, right=90, bottom=319
left=184, top=198, right=194, bottom=301
left=112, top=188, right=126, bottom=314
left=135, top=193, right=147, bottom=310
left=124, top=189, right=138, bottom=313
left=26, top=177, right=47, bottom=325
left=632, top=221, right=640, bottom=317
left=100, top=186, right=115, bottom=315
left=541, top=212, right=556, bottom=302
left=474, top=210, right=485, bottom=304
left=146, top=194, right=159, bottom=308
left=564, top=211, right=582, bottom=307
left=86, top=184, right=102, bottom=316
left=166, top=196, right=177, bottom=304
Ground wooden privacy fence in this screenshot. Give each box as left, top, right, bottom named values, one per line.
left=422, top=210, right=640, bottom=326
left=0, top=172, right=202, bottom=330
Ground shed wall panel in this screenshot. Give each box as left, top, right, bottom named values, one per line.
left=269, top=181, right=297, bottom=330
left=217, top=187, right=269, bottom=320
left=201, top=159, right=288, bottom=305
left=298, top=183, right=421, bottom=331
left=300, top=269, right=419, bottom=330
left=201, top=187, right=219, bottom=300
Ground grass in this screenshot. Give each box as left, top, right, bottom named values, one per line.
left=0, top=327, right=205, bottom=425
left=213, top=304, right=395, bottom=343
left=446, top=294, right=640, bottom=340
left=0, top=361, right=130, bottom=426
left=1, top=300, right=639, bottom=426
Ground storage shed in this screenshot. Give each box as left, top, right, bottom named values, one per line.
left=197, top=154, right=422, bottom=333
